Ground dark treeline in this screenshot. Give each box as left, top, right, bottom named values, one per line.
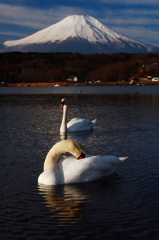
left=0, top=52, right=159, bottom=83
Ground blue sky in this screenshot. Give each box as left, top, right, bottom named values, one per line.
left=0, top=0, right=159, bottom=46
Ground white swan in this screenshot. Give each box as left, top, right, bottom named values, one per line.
left=60, top=98, right=97, bottom=132
left=38, top=140, right=128, bottom=185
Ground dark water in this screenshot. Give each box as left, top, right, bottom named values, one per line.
left=1, top=90, right=159, bottom=240
left=1, top=85, right=159, bottom=94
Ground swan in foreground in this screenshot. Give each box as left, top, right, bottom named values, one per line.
left=60, top=98, right=97, bottom=132
left=38, top=140, right=128, bottom=185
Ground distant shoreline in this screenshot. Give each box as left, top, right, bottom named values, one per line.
left=1, top=81, right=159, bottom=87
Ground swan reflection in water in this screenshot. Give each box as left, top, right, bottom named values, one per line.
left=38, top=174, right=121, bottom=226
left=60, top=132, right=67, bottom=140
left=60, top=129, right=94, bottom=141
left=38, top=184, right=87, bottom=225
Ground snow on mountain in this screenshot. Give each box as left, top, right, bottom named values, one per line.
left=1, top=15, right=159, bottom=53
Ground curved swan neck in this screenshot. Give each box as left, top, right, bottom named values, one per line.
left=60, top=105, right=67, bottom=133
left=43, top=140, right=86, bottom=171
left=44, top=148, right=59, bottom=171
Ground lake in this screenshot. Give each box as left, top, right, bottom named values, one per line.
left=0, top=86, right=159, bottom=240
left=0, top=85, right=159, bottom=94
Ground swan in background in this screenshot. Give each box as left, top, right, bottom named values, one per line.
left=60, top=98, right=97, bottom=133
left=38, top=140, right=128, bottom=185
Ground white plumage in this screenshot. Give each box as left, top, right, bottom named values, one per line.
left=60, top=98, right=97, bottom=132
left=38, top=140, right=128, bottom=185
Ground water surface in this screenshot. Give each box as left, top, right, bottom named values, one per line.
left=0, top=85, right=159, bottom=94
left=0, top=91, right=159, bottom=239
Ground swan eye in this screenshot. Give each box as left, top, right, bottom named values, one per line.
left=78, top=152, right=85, bottom=159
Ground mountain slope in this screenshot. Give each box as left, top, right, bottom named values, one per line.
left=1, top=15, right=159, bottom=53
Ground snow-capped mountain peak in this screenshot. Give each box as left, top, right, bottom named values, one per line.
left=4, top=15, right=123, bottom=46
left=1, top=15, right=159, bottom=53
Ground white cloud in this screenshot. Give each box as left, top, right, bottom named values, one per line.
left=102, top=17, right=159, bottom=26
left=0, top=30, right=27, bottom=37
left=113, top=26, right=159, bottom=46
left=0, top=4, right=90, bottom=29
left=0, top=4, right=53, bottom=29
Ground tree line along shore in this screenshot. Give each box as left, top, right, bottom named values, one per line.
left=0, top=52, right=159, bottom=86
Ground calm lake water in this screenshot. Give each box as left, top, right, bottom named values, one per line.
left=1, top=86, right=159, bottom=240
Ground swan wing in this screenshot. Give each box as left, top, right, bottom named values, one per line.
left=67, top=118, right=97, bottom=132
left=92, top=155, right=128, bottom=176
left=60, top=155, right=127, bottom=184
left=60, top=156, right=102, bottom=183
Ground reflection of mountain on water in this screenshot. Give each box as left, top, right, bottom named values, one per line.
left=38, top=173, right=121, bottom=226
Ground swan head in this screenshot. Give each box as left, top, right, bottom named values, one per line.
left=60, top=98, right=66, bottom=109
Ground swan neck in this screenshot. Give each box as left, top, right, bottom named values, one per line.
left=43, top=140, right=85, bottom=170
left=60, top=105, right=67, bottom=132
left=43, top=146, right=62, bottom=171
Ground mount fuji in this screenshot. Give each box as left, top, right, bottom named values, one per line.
left=1, top=15, right=159, bottom=53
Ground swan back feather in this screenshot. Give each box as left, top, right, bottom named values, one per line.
left=67, top=118, right=97, bottom=132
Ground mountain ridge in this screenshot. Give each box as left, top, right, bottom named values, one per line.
left=1, top=15, right=159, bottom=53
